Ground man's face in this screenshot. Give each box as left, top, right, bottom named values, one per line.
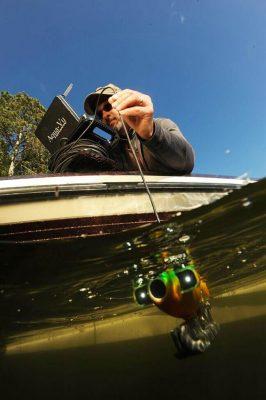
left=97, top=100, right=123, bottom=132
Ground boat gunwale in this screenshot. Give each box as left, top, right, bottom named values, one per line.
left=0, top=173, right=251, bottom=196
left=0, top=181, right=244, bottom=205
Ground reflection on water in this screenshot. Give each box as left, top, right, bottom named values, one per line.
left=0, top=179, right=265, bottom=353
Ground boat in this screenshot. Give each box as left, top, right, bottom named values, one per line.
left=0, top=172, right=251, bottom=242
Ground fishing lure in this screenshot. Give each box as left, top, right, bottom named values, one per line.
left=148, top=265, right=209, bottom=319
left=133, top=264, right=219, bottom=356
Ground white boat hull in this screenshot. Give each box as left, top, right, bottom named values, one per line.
left=0, top=173, right=250, bottom=241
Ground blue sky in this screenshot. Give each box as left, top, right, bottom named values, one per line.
left=0, top=0, right=265, bottom=178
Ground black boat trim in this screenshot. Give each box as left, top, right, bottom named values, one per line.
left=0, top=181, right=238, bottom=205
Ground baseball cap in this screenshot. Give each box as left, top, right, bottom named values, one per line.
left=84, top=83, right=121, bottom=115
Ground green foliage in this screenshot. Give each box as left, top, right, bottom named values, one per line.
left=0, top=91, right=49, bottom=176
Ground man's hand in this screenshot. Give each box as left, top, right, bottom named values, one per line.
left=108, top=89, right=154, bottom=140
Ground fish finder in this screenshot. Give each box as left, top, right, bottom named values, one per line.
left=35, top=86, right=119, bottom=154
left=35, top=85, right=120, bottom=172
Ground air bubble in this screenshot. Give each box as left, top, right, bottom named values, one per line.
left=179, top=234, right=190, bottom=243
left=242, top=198, right=252, bottom=207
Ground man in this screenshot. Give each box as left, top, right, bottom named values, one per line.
left=84, top=84, right=195, bottom=174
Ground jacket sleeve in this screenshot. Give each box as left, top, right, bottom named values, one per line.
left=140, top=118, right=195, bottom=174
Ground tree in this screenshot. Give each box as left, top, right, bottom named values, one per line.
left=0, top=91, right=49, bottom=176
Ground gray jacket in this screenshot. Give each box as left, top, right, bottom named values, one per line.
left=114, top=118, right=195, bottom=174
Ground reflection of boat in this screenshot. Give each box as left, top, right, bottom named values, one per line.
left=0, top=173, right=251, bottom=242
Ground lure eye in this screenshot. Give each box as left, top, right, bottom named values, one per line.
left=176, top=269, right=198, bottom=292
left=133, top=276, right=152, bottom=306
left=134, top=286, right=152, bottom=305
left=149, top=279, right=167, bottom=299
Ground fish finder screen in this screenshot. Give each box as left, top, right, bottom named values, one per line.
left=93, top=126, right=113, bottom=141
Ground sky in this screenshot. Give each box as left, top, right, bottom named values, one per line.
left=0, top=0, right=265, bottom=178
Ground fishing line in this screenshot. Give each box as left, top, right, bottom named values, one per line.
left=100, top=86, right=160, bottom=223
left=51, top=85, right=161, bottom=223
left=117, top=110, right=161, bottom=224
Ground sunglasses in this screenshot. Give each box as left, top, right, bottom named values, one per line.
left=96, top=102, right=113, bottom=119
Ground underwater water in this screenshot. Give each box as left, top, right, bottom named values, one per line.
left=0, top=178, right=265, bottom=399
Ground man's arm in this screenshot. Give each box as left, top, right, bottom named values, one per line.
left=108, top=88, right=195, bottom=174
left=140, top=118, right=195, bottom=174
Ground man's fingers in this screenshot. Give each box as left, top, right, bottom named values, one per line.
left=116, top=94, right=147, bottom=111
left=119, top=106, right=151, bottom=117
left=109, top=89, right=131, bottom=105
left=110, top=92, right=139, bottom=110
left=109, top=90, right=152, bottom=112
left=107, top=89, right=154, bottom=139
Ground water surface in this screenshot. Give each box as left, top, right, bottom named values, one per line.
left=0, top=178, right=265, bottom=399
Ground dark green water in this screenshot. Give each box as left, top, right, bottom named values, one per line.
left=0, top=178, right=265, bottom=399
